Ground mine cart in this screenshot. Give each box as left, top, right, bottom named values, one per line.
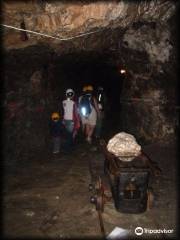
left=91, top=140, right=161, bottom=215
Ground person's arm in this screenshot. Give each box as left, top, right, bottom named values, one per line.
left=73, top=102, right=80, bottom=128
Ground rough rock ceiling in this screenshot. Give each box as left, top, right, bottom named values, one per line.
left=2, top=0, right=177, bottom=51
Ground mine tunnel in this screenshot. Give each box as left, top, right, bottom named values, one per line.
left=2, top=1, right=179, bottom=239
left=51, top=51, right=124, bottom=136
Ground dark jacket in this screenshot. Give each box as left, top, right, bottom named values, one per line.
left=49, top=120, right=65, bottom=137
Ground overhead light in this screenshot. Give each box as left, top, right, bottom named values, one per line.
left=120, top=69, right=126, bottom=74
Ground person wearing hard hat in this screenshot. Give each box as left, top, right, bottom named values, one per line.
left=62, top=88, right=80, bottom=152
left=78, top=85, right=100, bottom=144
left=49, top=112, right=64, bottom=154
left=95, top=86, right=107, bottom=139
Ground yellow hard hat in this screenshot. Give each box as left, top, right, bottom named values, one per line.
left=51, top=112, right=60, bottom=120
left=86, top=85, right=93, bottom=91
left=83, top=86, right=88, bottom=92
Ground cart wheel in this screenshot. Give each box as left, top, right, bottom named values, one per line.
left=96, top=191, right=104, bottom=212
left=95, top=177, right=105, bottom=212
left=147, top=189, right=154, bottom=210
left=90, top=195, right=97, bottom=204
left=89, top=183, right=94, bottom=191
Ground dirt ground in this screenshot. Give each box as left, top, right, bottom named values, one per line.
left=2, top=139, right=178, bottom=239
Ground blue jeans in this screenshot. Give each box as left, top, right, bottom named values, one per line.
left=63, top=120, right=74, bottom=152
left=64, top=120, right=74, bottom=133
left=52, top=136, right=60, bottom=153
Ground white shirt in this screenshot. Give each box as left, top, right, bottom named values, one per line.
left=62, top=99, right=74, bottom=120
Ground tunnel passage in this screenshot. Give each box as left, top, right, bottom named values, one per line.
left=2, top=0, right=179, bottom=170
left=51, top=51, right=125, bottom=135
left=3, top=48, right=126, bottom=169
left=3, top=42, right=178, bottom=169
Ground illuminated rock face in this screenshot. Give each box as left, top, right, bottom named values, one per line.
left=107, top=132, right=141, bottom=161
left=118, top=14, right=178, bottom=142
left=2, top=1, right=176, bottom=50
left=123, top=24, right=172, bottom=65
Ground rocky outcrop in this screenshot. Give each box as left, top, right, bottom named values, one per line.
left=2, top=1, right=176, bottom=50
left=118, top=17, right=178, bottom=142
left=123, top=23, right=173, bottom=65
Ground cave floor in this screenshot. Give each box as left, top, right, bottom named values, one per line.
left=3, top=140, right=177, bottom=239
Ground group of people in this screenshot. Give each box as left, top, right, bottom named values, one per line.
left=49, top=85, right=106, bottom=154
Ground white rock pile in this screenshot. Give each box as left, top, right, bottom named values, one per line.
left=107, top=132, right=141, bottom=162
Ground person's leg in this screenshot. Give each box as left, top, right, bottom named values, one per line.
left=52, top=137, right=56, bottom=153
left=80, top=117, right=86, bottom=142
left=89, top=124, right=95, bottom=139
left=67, top=131, right=73, bottom=150
left=81, top=123, right=85, bottom=133
left=86, top=124, right=95, bottom=143
left=56, top=137, right=60, bottom=152
left=64, top=120, right=74, bottom=151
left=53, top=137, right=60, bottom=153
left=85, top=124, right=89, bottom=139
left=95, top=116, right=101, bottom=138
left=82, top=123, right=87, bottom=140
left=86, top=107, right=97, bottom=143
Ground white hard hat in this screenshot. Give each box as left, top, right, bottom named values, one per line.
left=66, top=88, right=74, bottom=97
left=98, top=86, right=103, bottom=90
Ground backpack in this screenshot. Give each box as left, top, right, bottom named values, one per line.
left=79, top=94, right=93, bottom=117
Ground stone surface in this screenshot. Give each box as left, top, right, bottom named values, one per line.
left=123, top=23, right=173, bottom=64
left=2, top=1, right=177, bottom=50
left=2, top=45, right=55, bottom=167
left=3, top=141, right=177, bottom=238
left=107, top=132, right=141, bottom=161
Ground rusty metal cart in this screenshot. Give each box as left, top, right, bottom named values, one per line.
left=89, top=139, right=161, bottom=237
left=103, top=139, right=161, bottom=213
left=90, top=139, right=161, bottom=214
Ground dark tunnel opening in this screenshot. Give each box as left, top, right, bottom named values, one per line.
left=51, top=52, right=125, bottom=137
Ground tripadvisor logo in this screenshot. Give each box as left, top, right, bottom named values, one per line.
left=135, top=226, right=174, bottom=236
left=135, top=227, right=143, bottom=235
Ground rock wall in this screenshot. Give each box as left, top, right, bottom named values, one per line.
left=2, top=45, right=57, bottom=167
left=2, top=1, right=176, bottom=51
left=118, top=18, right=178, bottom=143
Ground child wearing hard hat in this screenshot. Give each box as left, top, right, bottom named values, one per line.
left=49, top=112, right=65, bottom=154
